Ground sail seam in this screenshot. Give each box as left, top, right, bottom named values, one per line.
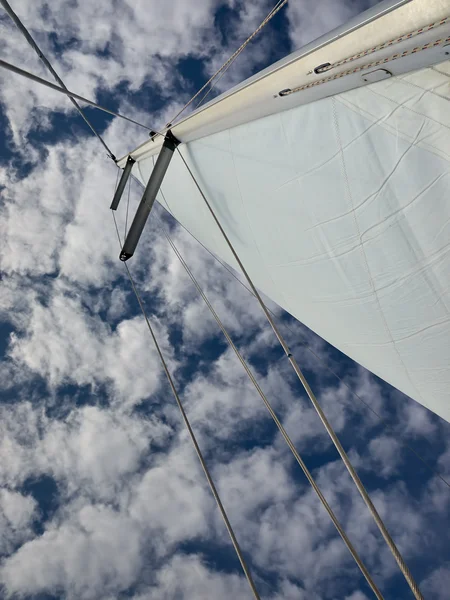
left=331, top=96, right=428, bottom=412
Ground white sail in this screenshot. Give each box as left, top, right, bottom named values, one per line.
left=120, top=0, right=450, bottom=422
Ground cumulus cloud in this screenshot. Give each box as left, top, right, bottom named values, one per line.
left=421, top=563, right=450, bottom=600
left=133, top=554, right=252, bottom=600
left=0, top=489, right=37, bottom=556
left=286, top=0, right=376, bottom=49
left=1, top=503, right=143, bottom=599
left=8, top=281, right=177, bottom=405
left=0, top=402, right=170, bottom=492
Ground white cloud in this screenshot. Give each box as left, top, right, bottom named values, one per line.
left=364, top=435, right=402, bottom=479
left=0, top=503, right=143, bottom=600
left=128, top=442, right=214, bottom=551
left=345, top=592, right=370, bottom=600
left=421, top=563, right=450, bottom=600
left=286, top=0, right=372, bottom=49
left=41, top=405, right=171, bottom=501
left=0, top=145, right=72, bottom=276
left=399, top=400, right=438, bottom=438
left=0, top=489, right=37, bottom=556
left=8, top=282, right=176, bottom=405
left=0, top=401, right=170, bottom=495
left=0, top=402, right=42, bottom=488
left=133, top=553, right=252, bottom=600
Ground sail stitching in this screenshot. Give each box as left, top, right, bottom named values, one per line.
left=331, top=96, right=428, bottom=414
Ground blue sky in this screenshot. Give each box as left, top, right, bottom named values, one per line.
left=1, top=1, right=450, bottom=599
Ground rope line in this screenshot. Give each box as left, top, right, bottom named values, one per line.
left=176, top=147, right=424, bottom=600
left=0, top=0, right=118, bottom=160
left=193, top=0, right=287, bottom=110
left=0, top=59, right=154, bottom=134
left=111, top=211, right=261, bottom=600
left=313, top=16, right=450, bottom=74
left=157, top=216, right=384, bottom=599
left=281, top=31, right=450, bottom=97
left=168, top=0, right=288, bottom=127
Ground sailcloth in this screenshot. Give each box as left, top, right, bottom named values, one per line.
left=120, top=0, right=450, bottom=422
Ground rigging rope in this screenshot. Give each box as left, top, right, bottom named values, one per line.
left=311, top=16, right=450, bottom=74
left=176, top=147, right=425, bottom=600
left=193, top=0, right=288, bottom=110
left=157, top=216, right=384, bottom=599
left=281, top=30, right=450, bottom=98
left=111, top=211, right=261, bottom=600
left=167, top=0, right=289, bottom=127
left=0, top=59, right=154, bottom=133
left=0, top=0, right=117, bottom=160
left=158, top=169, right=450, bottom=494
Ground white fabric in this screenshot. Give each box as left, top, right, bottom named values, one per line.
left=139, top=61, right=450, bottom=422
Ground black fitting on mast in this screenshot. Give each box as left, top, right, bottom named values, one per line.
left=119, top=131, right=181, bottom=261
left=110, top=156, right=135, bottom=210
left=313, top=62, right=331, bottom=74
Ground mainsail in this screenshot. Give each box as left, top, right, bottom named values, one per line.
left=118, top=0, right=450, bottom=423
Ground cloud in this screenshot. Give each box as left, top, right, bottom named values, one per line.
left=133, top=554, right=252, bottom=600
left=0, top=145, right=72, bottom=276
left=345, top=593, right=370, bottom=600
left=1, top=1, right=450, bottom=599
left=286, top=0, right=375, bottom=49
left=0, top=489, right=37, bottom=556
left=8, top=280, right=177, bottom=406
left=0, top=401, right=170, bottom=492
left=128, top=442, right=214, bottom=551
left=421, top=563, right=450, bottom=600
left=0, top=503, right=143, bottom=600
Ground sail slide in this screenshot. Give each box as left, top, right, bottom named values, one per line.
left=119, top=0, right=450, bottom=422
